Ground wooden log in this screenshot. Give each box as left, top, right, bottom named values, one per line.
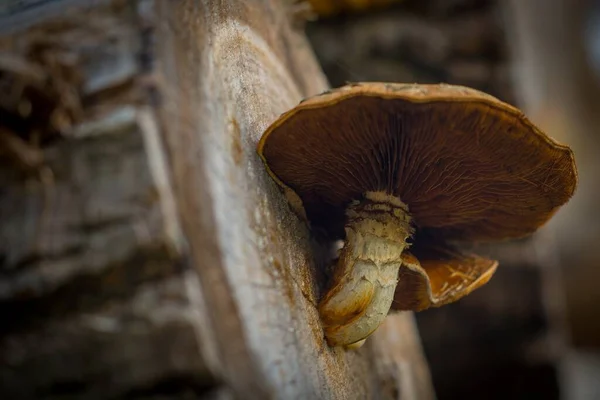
left=0, top=2, right=217, bottom=398
left=154, top=1, right=435, bottom=398
left=0, top=0, right=435, bottom=398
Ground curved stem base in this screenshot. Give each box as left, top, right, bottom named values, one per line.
left=318, top=191, right=413, bottom=347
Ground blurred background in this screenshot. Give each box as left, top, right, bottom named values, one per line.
left=304, top=0, right=600, bottom=399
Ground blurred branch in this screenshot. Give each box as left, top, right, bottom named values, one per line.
left=504, top=0, right=600, bottom=349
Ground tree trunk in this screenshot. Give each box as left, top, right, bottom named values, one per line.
left=0, top=1, right=435, bottom=399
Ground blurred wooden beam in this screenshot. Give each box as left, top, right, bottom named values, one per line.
left=504, top=0, right=600, bottom=398
left=504, top=0, right=600, bottom=350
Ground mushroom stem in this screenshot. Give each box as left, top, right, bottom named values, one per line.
left=318, top=191, right=413, bottom=347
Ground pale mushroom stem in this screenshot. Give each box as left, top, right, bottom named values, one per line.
left=318, top=191, right=413, bottom=348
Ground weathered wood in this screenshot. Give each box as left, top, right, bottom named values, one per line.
left=371, top=314, right=434, bottom=400
left=154, top=1, right=434, bottom=398
left=0, top=2, right=216, bottom=398
left=0, top=0, right=435, bottom=398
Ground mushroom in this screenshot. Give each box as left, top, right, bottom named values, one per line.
left=257, top=82, right=577, bottom=348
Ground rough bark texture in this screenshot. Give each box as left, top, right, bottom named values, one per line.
left=0, top=2, right=216, bottom=399
left=0, top=0, right=435, bottom=398
left=305, top=1, right=563, bottom=398
left=154, top=1, right=434, bottom=398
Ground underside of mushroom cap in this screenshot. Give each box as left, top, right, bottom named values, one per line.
left=392, top=233, right=498, bottom=311
left=258, top=82, right=577, bottom=242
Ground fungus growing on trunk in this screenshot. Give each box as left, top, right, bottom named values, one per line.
left=257, top=82, right=577, bottom=348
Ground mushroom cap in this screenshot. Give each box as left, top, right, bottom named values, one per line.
left=393, top=235, right=498, bottom=311
left=257, top=82, right=577, bottom=242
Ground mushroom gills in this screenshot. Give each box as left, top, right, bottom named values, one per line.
left=318, top=191, right=413, bottom=347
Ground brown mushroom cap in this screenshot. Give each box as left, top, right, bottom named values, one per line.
left=258, top=82, right=577, bottom=242
left=393, top=235, right=498, bottom=311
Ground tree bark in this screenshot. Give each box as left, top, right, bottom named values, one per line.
left=0, top=1, right=435, bottom=398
